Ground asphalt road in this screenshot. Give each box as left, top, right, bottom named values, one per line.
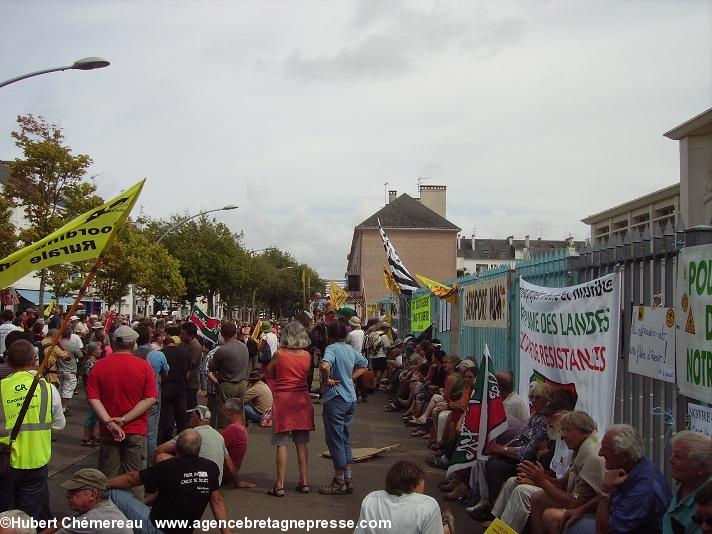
left=48, top=390, right=485, bottom=534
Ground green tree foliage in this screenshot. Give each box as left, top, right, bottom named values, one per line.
left=1, top=115, right=103, bottom=304
left=0, top=192, right=17, bottom=259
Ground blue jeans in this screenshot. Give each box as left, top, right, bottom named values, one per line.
left=108, top=489, right=163, bottom=534
left=322, top=396, right=356, bottom=469
left=563, top=516, right=596, bottom=534
left=244, top=400, right=262, bottom=424
left=0, top=465, right=50, bottom=521
left=147, top=402, right=160, bottom=467
left=84, top=402, right=98, bottom=429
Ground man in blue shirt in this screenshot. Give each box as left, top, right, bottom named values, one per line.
left=662, top=431, right=712, bottom=534
left=319, top=320, right=368, bottom=496
left=562, top=424, right=671, bottom=534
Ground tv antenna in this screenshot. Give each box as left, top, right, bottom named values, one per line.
left=417, top=175, right=430, bottom=194
left=383, top=181, right=389, bottom=205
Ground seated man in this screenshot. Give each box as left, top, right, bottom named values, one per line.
left=155, top=405, right=240, bottom=487
left=244, top=370, right=272, bottom=425
left=107, top=430, right=230, bottom=534
left=42, top=469, right=132, bottom=534
left=663, top=431, right=712, bottom=533
left=561, top=424, right=671, bottom=534
left=693, top=481, right=712, bottom=534
left=220, top=398, right=255, bottom=488
left=354, top=460, right=449, bottom=534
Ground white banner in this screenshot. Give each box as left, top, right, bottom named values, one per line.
left=518, top=273, right=621, bottom=432
left=628, top=306, right=676, bottom=383
left=688, top=403, right=712, bottom=438
left=462, top=277, right=508, bottom=328
left=676, top=245, right=712, bottom=403
left=438, top=300, right=452, bottom=333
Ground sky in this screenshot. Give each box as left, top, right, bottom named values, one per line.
left=1, top=0, right=710, bottom=280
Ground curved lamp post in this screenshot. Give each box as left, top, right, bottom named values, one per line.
left=0, top=57, right=111, bottom=89
left=156, top=205, right=238, bottom=244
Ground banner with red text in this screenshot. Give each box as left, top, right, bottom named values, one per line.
left=518, top=273, right=621, bottom=432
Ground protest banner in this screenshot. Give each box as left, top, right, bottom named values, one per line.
left=688, top=403, right=712, bottom=438
left=411, top=294, right=431, bottom=332
left=189, top=306, right=221, bottom=344
left=0, top=179, right=145, bottom=289
left=519, top=273, right=621, bottom=432
left=676, top=245, right=712, bottom=403
left=438, top=299, right=452, bottom=333
left=628, top=305, right=676, bottom=383
left=462, top=277, right=508, bottom=328
left=484, top=519, right=518, bottom=534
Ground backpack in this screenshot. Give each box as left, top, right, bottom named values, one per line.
left=257, top=339, right=272, bottom=364
left=364, top=330, right=383, bottom=356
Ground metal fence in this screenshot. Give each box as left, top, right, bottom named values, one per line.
left=375, top=222, right=712, bottom=477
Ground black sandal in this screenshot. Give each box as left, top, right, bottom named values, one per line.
left=295, top=482, right=310, bottom=493
left=267, top=485, right=285, bottom=497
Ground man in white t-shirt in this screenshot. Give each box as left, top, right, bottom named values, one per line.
left=355, top=460, right=445, bottom=534
left=0, top=309, right=20, bottom=355
left=497, top=371, right=530, bottom=423
left=345, top=316, right=365, bottom=352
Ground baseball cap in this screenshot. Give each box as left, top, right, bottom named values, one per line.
left=458, top=359, right=476, bottom=370
left=187, top=405, right=211, bottom=420
left=113, top=325, right=139, bottom=343
left=70, top=315, right=79, bottom=321
left=60, top=468, right=107, bottom=491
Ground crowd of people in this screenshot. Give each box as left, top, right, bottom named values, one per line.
left=0, top=305, right=711, bottom=534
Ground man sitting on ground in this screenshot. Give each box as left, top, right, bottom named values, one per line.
left=220, top=398, right=255, bottom=488
left=561, top=424, right=671, bottom=534
left=155, top=405, right=242, bottom=488
left=42, top=469, right=132, bottom=534
left=244, top=369, right=272, bottom=425
left=107, top=429, right=231, bottom=534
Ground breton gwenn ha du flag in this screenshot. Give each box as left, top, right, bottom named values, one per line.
left=0, top=179, right=145, bottom=289
left=378, top=218, right=419, bottom=293
left=446, top=344, right=508, bottom=477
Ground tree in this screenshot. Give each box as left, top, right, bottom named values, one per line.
left=2, top=115, right=102, bottom=305
left=0, top=193, right=17, bottom=259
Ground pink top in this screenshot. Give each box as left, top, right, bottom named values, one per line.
left=271, top=349, right=314, bottom=433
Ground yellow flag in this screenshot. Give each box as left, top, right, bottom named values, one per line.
left=483, top=518, right=518, bottom=534
left=415, top=273, right=458, bottom=304
left=0, top=180, right=145, bottom=290
left=43, top=299, right=55, bottom=318
left=251, top=320, right=263, bottom=342
left=383, top=266, right=401, bottom=295
left=329, top=281, right=348, bottom=309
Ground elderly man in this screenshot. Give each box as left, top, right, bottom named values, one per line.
left=662, top=431, right=712, bottom=533
left=693, top=482, right=712, bottom=534
left=220, top=398, right=255, bottom=488
left=86, top=325, right=157, bottom=498
left=107, top=429, right=231, bottom=534
left=208, top=322, right=249, bottom=428
left=561, top=424, right=671, bottom=534
left=41, top=469, right=132, bottom=534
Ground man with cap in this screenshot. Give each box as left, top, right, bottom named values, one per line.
left=261, top=321, right=279, bottom=356
left=43, top=469, right=132, bottom=534
left=86, top=325, right=157, bottom=499
left=155, top=405, right=241, bottom=487
left=244, top=369, right=273, bottom=425
left=0, top=339, right=65, bottom=521
left=345, top=317, right=369, bottom=402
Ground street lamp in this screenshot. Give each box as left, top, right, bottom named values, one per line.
left=0, top=57, right=111, bottom=89
left=156, top=205, right=238, bottom=244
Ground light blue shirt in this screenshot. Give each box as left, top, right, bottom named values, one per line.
left=321, top=342, right=368, bottom=403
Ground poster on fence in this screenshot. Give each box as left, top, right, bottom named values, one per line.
left=439, top=299, right=452, bottom=333
left=519, top=273, right=621, bottom=432
left=462, top=277, right=508, bottom=328
left=411, top=294, right=431, bottom=332
left=628, top=306, right=676, bottom=383
left=688, top=403, right=712, bottom=438
left=676, top=245, right=712, bottom=403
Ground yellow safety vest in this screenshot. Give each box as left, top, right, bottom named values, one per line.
left=0, top=371, right=53, bottom=469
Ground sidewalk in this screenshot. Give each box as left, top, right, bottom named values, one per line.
left=48, top=390, right=484, bottom=533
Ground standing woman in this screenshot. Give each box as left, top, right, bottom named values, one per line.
left=266, top=321, right=315, bottom=496
left=319, top=321, right=369, bottom=495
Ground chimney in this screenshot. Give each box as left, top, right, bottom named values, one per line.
left=525, top=235, right=530, bottom=249
left=457, top=234, right=461, bottom=250
left=388, top=190, right=397, bottom=204
left=566, top=236, right=575, bottom=247
left=418, top=185, right=447, bottom=218
left=507, top=235, right=513, bottom=247
left=471, top=232, right=476, bottom=252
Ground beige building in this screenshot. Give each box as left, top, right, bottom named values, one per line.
left=346, top=186, right=460, bottom=303
left=582, top=107, right=712, bottom=241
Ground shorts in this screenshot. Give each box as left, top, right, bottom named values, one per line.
left=271, top=430, right=310, bottom=447
left=371, top=357, right=387, bottom=372
left=59, top=371, right=77, bottom=399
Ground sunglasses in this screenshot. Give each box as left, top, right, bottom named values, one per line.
left=692, top=514, right=712, bottom=527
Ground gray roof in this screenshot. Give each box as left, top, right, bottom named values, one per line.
left=356, top=193, right=460, bottom=231
left=458, top=237, right=582, bottom=260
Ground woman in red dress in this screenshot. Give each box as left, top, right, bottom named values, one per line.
left=265, top=321, right=315, bottom=496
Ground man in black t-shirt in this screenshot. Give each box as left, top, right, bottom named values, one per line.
left=159, top=337, right=192, bottom=442
left=107, top=429, right=231, bottom=534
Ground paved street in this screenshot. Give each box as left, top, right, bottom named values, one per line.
left=48, top=390, right=483, bottom=533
